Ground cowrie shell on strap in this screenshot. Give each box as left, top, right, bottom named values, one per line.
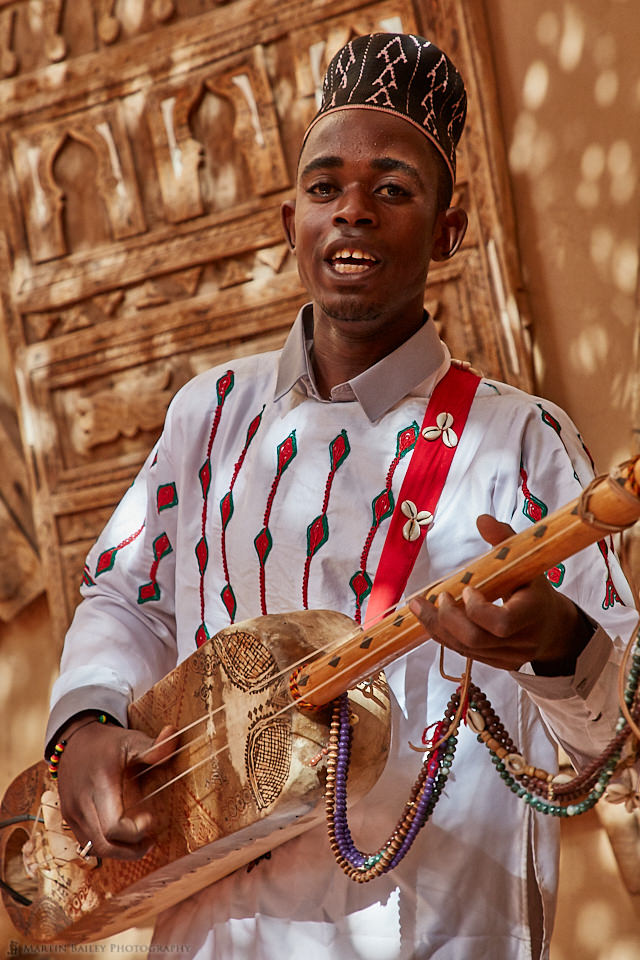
left=422, top=411, right=458, bottom=448
left=400, top=500, right=433, bottom=541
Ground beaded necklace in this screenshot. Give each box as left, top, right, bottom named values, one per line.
left=324, top=625, right=640, bottom=881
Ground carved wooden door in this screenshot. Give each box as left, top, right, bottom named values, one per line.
left=0, top=0, right=533, bottom=643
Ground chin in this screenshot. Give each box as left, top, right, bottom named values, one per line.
left=318, top=296, right=384, bottom=325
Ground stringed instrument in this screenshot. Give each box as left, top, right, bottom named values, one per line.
left=2, top=457, right=640, bottom=944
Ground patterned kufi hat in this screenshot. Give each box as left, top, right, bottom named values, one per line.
left=304, top=33, right=467, bottom=185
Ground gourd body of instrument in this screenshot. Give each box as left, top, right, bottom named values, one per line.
left=0, top=611, right=390, bottom=943
left=2, top=456, right=640, bottom=944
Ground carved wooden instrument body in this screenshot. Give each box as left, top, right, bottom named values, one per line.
left=1, top=611, right=390, bottom=943
left=2, top=457, right=640, bottom=944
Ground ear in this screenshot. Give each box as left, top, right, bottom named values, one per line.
left=430, top=206, right=468, bottom=262
left=281, top=200, right=296, bottom=251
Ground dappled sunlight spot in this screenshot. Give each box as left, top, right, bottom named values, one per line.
left=610, top=369, right=637, bottom=413
left=610, top=169, right=637, bottom=206
left=532, top=342, right=546, bottom=386
left=608, top=145, right=637, bottom=204
left=612, top=242, right=638, bottom=296
left=570, top=325, right=609, bottom=376
left=608, top=943, right=640, bottom=960
left=594, top=69, right=619, bottom=107
left=574, top=900, right=617, bottom=952
left=558, top=3, right=585, bottom=72
left=581, top=143, right=606, bottom=181
left=523, top=60, right=550, bottom=110
left=608, top=140, right=633, bottom=177
left=508, top=111, right=555, bottom=175
left=590, top=225, right=614, bottom=267
left=588, top=227, right=638, bottom=295
left=537, top=11, right=560, bottom=47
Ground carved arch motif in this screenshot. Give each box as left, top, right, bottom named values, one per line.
left=11, top=104, right=146, bottom=262
left=147, top=44, right=289, bottom=224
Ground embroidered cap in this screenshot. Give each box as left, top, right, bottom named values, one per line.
left=304, top=33, right=467, bottom=186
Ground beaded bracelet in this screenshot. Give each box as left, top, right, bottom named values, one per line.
left=48, top=713, right=109, bottom=780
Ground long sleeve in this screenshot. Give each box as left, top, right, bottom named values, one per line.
left=503, top=394, right=639, bottom=768
left=45, top=396, right=185, bottom=751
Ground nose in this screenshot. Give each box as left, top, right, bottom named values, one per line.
left=332, top=185, right=378, bottom=227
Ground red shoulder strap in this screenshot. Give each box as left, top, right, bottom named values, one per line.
left=364, top=365, right=480, bottom=625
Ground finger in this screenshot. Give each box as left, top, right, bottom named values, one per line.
left=129, top=724, right=177, bottom=767
left=476, top=513, right=515, bottom=547
left=409, top=593, right=470, bottom=653
left=103, top=814, right=154, bottom=851
left=411, top=592, right=532, bottom=670
left=460, top=586, right=521, bottom=637
left=67, top=791, right=151, bottom=862
left=91, top=770, right=154, bottom=859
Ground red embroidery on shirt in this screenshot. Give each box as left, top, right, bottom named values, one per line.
left=303, top=430, right=350, bottom=609
left=195, top=371, right=235, bottom=647
left=157, top=482, right=178, bottom=512
left=219, top=406, right=265, bottom=622
left=519, top=463, right=548, bottom=524
left=545, top=564, right=565, bottom=588
left=94, top=522, right=145, bottom=578
left=350, top=422, right=418, bottom=624
left=536, top=403, right=562, bottom=436
left=138, top=532, right=173, bottom=604
left=254, top=431, right=297, bottom=615
left=597, top=538, right=623, bottom=609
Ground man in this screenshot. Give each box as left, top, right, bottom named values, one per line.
left=47, top=33, right=637, bottom=959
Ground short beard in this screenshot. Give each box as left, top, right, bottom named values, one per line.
left=317, top=296, right=383, bottom=324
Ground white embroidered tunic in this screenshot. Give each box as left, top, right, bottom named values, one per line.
left=48, top=309, right=639, bottom=960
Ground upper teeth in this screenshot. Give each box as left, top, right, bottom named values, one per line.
left=333, top=249, right=376, bottom=261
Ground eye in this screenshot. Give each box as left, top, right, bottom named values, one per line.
left=307, top=180, right=338, bottom=199
left=377, top=182, right=411, bottom=199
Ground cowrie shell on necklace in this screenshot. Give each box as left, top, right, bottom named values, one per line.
left=400, top=499, right=433, bottom=542
left=422, top=411, right=458, bottom=448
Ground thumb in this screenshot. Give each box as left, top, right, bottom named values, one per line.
left=476, top=513, right=515, bottom=547
left=126, top=724, right=177, bottom=769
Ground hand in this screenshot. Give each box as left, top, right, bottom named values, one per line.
left=409, top=514, right=593, bottom=674
left=57, top=715, right=175, bottom=860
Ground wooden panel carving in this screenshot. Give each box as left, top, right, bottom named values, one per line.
left=0, top=0, right=534, bottom=642
left=12, top=102, right=146, bottom=262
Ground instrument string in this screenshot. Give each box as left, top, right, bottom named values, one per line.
left=129, top=516, right=607, bottom=805
left=130, top=598, right=461, bottom=807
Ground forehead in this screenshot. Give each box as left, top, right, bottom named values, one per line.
left=298, top=109, right=443, bottom=179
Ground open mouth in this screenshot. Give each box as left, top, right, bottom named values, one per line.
left=328, top=248, right=379, bottom=274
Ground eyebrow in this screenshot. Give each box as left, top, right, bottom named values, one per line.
left=371, top=157, right=424, bottom=187
left=299, top=154, right=425, bottom=189
left=299, top=155, right=343, bottom=178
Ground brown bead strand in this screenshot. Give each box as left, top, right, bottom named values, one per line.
left=468, top=682, right=639, bottom=805
left=325, top=691, right=461, bottom=882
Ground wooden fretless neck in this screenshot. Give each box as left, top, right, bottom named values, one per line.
left=292, top=458, right=640, bottom=707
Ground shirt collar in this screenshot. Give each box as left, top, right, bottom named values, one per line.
left=274, top=304, right=449, bottom=422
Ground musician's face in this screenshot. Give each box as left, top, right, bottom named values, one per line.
left=281, top=110, right=466, bottom=351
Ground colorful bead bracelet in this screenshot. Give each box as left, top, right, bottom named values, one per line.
left=48, top=713, right=109, bottom=780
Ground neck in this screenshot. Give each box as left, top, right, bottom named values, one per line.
left=310, top=305, right=426, bottom=398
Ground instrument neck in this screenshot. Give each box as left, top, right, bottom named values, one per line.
left=292, top=461, right=640, bottom=707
